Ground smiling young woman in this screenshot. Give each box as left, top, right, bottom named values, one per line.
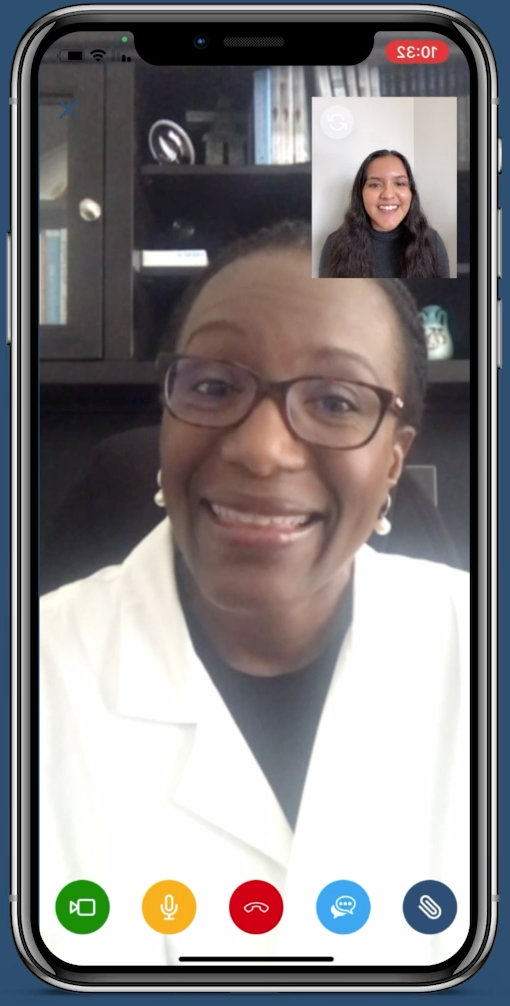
left=319, top=150, right=450, bottom=279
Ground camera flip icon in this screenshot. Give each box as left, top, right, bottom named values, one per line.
left=320, top=105, right=355, bottom=140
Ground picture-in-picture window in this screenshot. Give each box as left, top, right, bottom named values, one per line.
left=312, top=97, right=457, bottom=279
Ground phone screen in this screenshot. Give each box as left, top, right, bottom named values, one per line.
left=35, top=18, right=478, bottom=983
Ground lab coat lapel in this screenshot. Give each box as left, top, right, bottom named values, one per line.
left=277, top=546, right=458, bottom=958
left=173, top=669, right=293, bottom=867
left=116, top=518, right=293, bottom=868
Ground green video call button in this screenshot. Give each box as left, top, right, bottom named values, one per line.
left=55, top=880, right=110, bottom=934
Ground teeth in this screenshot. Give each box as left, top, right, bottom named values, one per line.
left=210, top=504, right=310, bottom=528
left=379, top=205, right=398, bottom=211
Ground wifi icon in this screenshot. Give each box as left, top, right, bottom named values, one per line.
left=90, top=49, right=106, bottom=62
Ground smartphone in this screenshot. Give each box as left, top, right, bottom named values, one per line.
left=10, top=2, right=498, bottom=992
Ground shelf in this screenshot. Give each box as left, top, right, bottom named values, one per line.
left=136, top=266, right=207, bottom=277
left=141, top=161, right=312, bottom=236
left=427, top=360, right=469, bottom=383
left=40, top=201, right=67, bottom=230
left=40, top=199, right=67, bottom=210
left=141, top=163, right=311, bottom=177
left=40, top=359, right=470, bottom=387
left=40, top=361, right=160, bottom=385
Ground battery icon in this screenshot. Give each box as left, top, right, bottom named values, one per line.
left=59, top=50, right=84, bottom=61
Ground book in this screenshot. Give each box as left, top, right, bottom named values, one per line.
left=253, top=68, right=272, bottom=165
left=292, top=65, right=310, bottom=163
left=409, top=65, right=418, bottom=97
left=458, top=95, right=469, bottom=165
left=329, top=65, right=346, bottom=97
left=385, top=64, right=397, bottom=96
left=39, top=231, right=46, bottom=324
left=344, top=65, right=358, bottom=96
left=437, top=62, right=447, bottom=96
left=280, top=65, right=294, bottom=164
left=59, top=228, right=68, bottom=325
left=45, top=230, right=61, bottom=324
left=139, top=249, right=209, bottom=269
left=313, top=65, right=332, bottom=96
left=369, top=64, right=381, bottom=97
left=447, top=60, right=457, bottom=97
left=356, top=63, right=371, bottom=97
left=379, top=64, right=389, bottom=97
left=417, top=65, right=428, bottom=96
left=271, top=65, right=283, bottom=164
left=426, top=64, right=438, bottom=96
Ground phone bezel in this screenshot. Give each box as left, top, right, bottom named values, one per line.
left=10, top=3, right=498, bottom=992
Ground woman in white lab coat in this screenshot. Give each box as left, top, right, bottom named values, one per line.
left=40, top=222, right=469, bottom=970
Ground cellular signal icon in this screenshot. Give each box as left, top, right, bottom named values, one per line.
left=113, top=50, right=132, bottom=62
left=90, top=49, right=107, bottom=62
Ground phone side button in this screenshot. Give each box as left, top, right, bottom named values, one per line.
left=6, top=232, right=11, bottom=346
left=497, top=300, right=503, bottom=369
left=498, top=209, right=503, bottom=279
left=498, top=137, right=503, bottom=174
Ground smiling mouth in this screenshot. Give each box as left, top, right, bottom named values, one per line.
left=205, top=501, right=320, bottom=529
left=378, top=204, right=399, bottom=212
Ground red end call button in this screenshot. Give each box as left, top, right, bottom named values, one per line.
left=386, top=40, right=449, bottom=64
left=229, top=880, right=283, bottom=934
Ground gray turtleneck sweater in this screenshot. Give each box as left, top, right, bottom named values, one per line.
left=319, top=223, right=451, bottom=278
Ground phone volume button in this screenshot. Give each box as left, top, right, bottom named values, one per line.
left=6, top=232, right=11, bottom=346
left=498, top=209, right=503, bottom=279
left=497, top=300, right=503, bottom=369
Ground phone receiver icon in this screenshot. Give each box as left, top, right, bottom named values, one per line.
left=243, top=901, right=270, bottom=913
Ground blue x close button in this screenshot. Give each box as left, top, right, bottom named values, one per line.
left=59, top=100, right=77, bottom=119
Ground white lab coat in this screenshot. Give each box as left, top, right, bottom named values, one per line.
left=40, top=518, right=470, bottom=968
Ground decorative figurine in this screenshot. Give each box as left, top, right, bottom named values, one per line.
left=420, top=305, right=454, bottom=361
left=186, top=98, right=248, bottom=165
left=148, top=120, right=195, bottom=165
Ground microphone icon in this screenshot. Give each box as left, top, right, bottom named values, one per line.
left=160, top=893, right=178, bottom=920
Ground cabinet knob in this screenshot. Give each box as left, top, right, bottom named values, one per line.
left=79, top=198, right=102, bottom=222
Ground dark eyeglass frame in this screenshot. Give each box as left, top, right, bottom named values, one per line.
left=157, top=352, right=406, bottom=451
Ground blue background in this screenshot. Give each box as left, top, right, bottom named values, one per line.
left=1, top=0, right=507, bottom=1000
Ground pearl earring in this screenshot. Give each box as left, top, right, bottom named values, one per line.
left=374, top=493, right=392, bottom=536
left=154, top=469, right=166, bottom=508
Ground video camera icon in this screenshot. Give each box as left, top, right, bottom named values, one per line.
left=69, top=897, right=96, bottom=917
left=56, top=880, right=109, bottom=933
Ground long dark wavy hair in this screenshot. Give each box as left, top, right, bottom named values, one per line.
left=324, top=150, right=442, bottom=278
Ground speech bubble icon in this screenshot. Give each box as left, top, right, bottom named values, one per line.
left=318, top=882, right=369, bottom=932
left=331, top=895, right=356, bottom=918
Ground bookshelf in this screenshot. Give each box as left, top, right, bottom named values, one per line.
left=140, top=163, right=312, bottom=176
left=38, top=48, right=471, bottom=394
left=39, top=359, right=470, bottom=388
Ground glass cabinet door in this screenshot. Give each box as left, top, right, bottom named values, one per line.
left=39, top=64, right=104, bottom=358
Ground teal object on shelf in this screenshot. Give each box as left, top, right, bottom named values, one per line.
left=420, top=305, right=454, bottom=361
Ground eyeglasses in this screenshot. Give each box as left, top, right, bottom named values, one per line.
left=158, top=353, right=405, bottom=451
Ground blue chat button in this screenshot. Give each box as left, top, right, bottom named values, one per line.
left=316, top=879, right=371, bottom=934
